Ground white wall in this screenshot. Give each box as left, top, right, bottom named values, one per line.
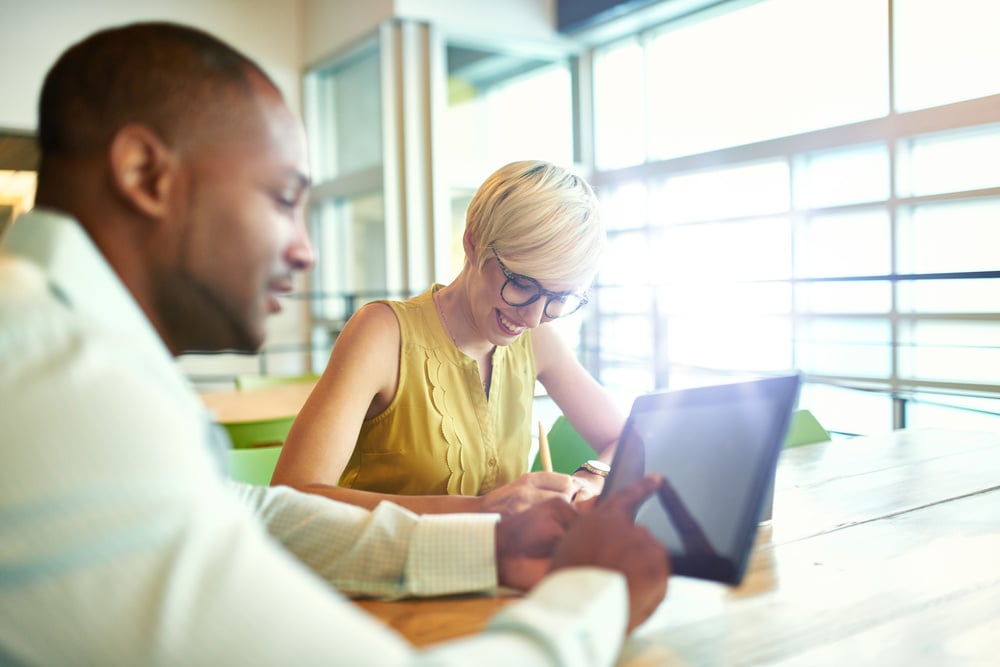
left=0, top=0, right=564, bottom=128
left=0, top=0, right=305, bottom=130
left=301, top=0, right=394, bottom=66
left=0, top=0, right=309, bottom=384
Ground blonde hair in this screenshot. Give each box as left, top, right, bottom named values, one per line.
left=465, top=160, right=605, bottom=288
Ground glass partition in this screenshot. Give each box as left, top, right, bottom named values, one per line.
left=305, top=45, right=382, bottom=183
left=443, top=44, right=573, bottom=275
left=303, top=39, right=387, bottom=364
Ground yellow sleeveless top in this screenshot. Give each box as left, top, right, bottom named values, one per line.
left=338, top=285, right=536, bottom=496
left=340, top=285, right=536, bottom=495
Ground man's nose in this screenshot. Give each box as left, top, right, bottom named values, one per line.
left=286, top=216, right=315, bottom=272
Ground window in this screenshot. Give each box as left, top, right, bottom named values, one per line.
left=595, top=0, right=888, bottom=167
left=303, top=41, right=386, bottom=371
left=585, top=0, right=1000, bottom=435
left=592, top=37, right=645, bottom=169
left=896, top=124, right=1000, bottom=197
left=444, top=44, right=573, bottom=275
left=305, top=46, right=382, bottom=183
left=309, top=193, right=387, bottom=326
left=893, top=0, right=1000, bottom=112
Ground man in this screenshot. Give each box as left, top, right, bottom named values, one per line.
left=0, top=22, right=669, bottom=666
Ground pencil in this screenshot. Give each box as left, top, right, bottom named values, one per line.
left=538, top=420, right=553, bottom=473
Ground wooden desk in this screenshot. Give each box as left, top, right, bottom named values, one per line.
left=356, top=594, right=520, bottom=647
left=199, top=382, right=316, bottom=423
left=356, top=427, right=1000, bottom=665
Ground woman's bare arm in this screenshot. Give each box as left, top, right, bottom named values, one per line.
left=272, top=303, right=400, bottom=489
left=272, top=304, right=577, bottom=516
left=532, top=324, right=627, bottom=460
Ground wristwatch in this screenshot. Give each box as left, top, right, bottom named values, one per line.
left=576, top=459, right=611, bottom=478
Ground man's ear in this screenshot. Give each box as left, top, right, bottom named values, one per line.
left=108, top=124, right=174, bottom=219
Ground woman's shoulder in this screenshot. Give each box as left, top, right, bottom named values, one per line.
left=385, top=288, right=447, bottom=340
left=351, top=300, right=399, bottom=329
left=528, top=322, right=570, bottom=375
left=335, top=301, right=401, bottom=354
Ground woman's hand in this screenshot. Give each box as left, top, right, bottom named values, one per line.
left=570, top=469, right=606, bottom=505
left=479, top=472, right=576, bottom=518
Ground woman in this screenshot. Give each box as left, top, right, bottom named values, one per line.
left=272, top=161, right=626, bottom=516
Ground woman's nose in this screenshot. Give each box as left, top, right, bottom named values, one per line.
left=517, top=298, right=548, bottom=328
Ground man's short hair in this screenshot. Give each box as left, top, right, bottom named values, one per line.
left=38, top=22, right=274, bottom=160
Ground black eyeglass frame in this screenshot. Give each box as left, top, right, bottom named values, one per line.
left=489, top=246, right=589, bottom=319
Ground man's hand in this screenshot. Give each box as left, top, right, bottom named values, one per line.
left=480, top=472, right=576, bottom=518
left=551, top=474, right=670, bottom=632
left=495, top=496, right=578, bottom=591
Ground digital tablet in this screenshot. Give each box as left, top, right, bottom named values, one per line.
left=599, top=374, right=801, bottom=585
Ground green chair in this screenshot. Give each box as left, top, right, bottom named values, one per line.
left=531, top=416, right=599, bottom=474
left=221, top=415, right=296, bottom=485
left=235, top=373, right=320, bottom=392
left=228, top=445, right=283, bottom=485
left=218, top=384, right=303, bottom=485
left=531, top=408, right=829, bottom=474
left=783, top=409, right=831, bottom=448
left=221, top=415, right=296, bottom=450
left=762, top=409, right=830, bottom=522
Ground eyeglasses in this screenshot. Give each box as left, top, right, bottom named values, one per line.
left=490, top=246, right=589, bottom=319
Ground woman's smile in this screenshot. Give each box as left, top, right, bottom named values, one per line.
left=496, top=309, right=527, bottom=336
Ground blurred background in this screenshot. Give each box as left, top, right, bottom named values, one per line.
left=2, top=0, right=998, bottom=437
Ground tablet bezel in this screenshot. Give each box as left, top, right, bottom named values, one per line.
left=600, top=373, right=802, bottom=585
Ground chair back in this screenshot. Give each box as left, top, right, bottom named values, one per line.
left=229, top=445, right=283, bottom=485
left=235, top=373, right=320, bottom=392
left=221, top=414, right=296, bottom=450
left=531, top=408, right=830, bottom=475
left=530, top=416, right=599, bottom=474
left=784, top=409, right=831, bottom=448
left=219, top=414, right=295, bottom=485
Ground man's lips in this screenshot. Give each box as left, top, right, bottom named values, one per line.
left=269, top=276, right=294, bottom=293
left=266, top=277, right=294, bottom=313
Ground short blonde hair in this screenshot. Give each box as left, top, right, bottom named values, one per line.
left=465, top=160, right=605, bottom=288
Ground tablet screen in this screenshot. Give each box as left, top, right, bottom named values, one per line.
left=601, top=374, right=801, bottom=584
